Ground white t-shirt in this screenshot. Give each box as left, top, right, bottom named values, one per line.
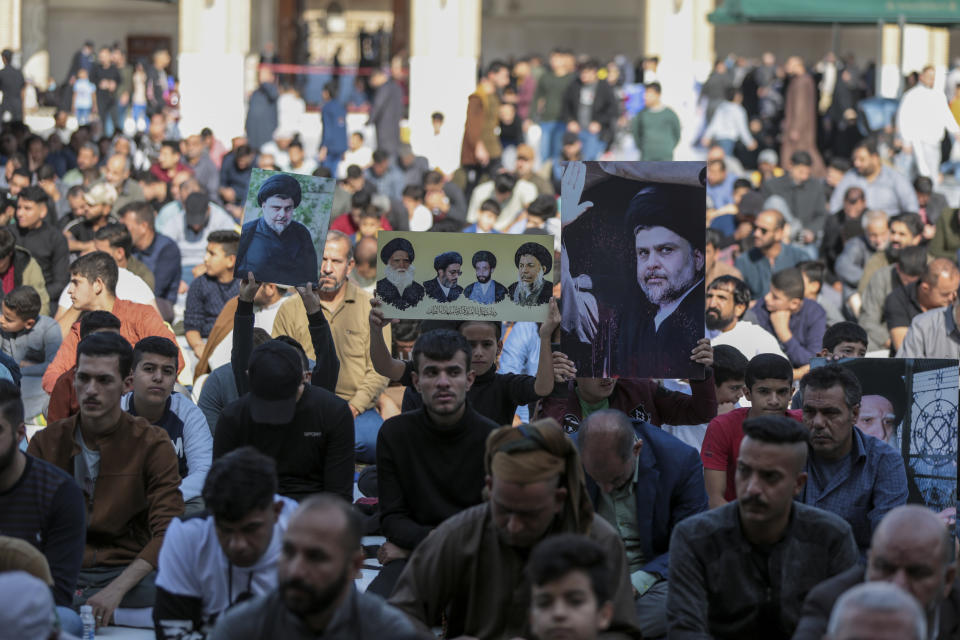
left=708, top=320, right=786, bottom=360
left=155, top=495, right=297, bottom=622
left=409, top=204, right=433, bottom=232
left=57, top=267, right=156, bottom=311
left=207, top=298, right=286, bottom=371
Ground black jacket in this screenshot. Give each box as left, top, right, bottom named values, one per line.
left=13, top=223, right=69, bottom=302
left=561, top=79, right=618, bottom=144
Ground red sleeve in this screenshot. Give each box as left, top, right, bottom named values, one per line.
left=43, top=322, right=81, bottom=393
left=700, top=414, right=730, bottom=471
left=380, top=216, right=393, bottom=231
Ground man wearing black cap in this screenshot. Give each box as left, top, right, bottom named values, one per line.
left=212, top=339, right=355, bottom=503
left=508, top=241, right=553, bottom=307
left=423, top=252, right=463, bottom=303
left=236, top=173, right=319, bottom=287
left=464, top=250, right=507, bottom=304
left=619, top=183, right=706, bottom=378
left=376, top=237, right=424, bottom=310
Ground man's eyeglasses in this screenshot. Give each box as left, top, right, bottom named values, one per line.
left=845, top=197, right=863, bottom=204
left=753, top=225, right=774, bottom=234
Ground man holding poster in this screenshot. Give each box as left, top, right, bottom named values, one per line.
left=236, top=173, right=319, bottom=286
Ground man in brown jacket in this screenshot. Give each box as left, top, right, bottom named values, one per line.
left=28, top=331, right=183, bottom=630
left=461, top=61, right=510, bottom=192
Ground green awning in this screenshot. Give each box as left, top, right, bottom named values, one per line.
left=709, top=0, right=960, bottom=25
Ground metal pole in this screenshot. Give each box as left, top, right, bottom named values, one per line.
left=898, top=14, right=906, bottom=96
left=876, top=18, right=883, bottom=96
left=831, top=22, right=839, bottom=55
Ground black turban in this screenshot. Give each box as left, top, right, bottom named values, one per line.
left=380, top=237, right=415, bottom=264
left=434, top=251, right=463, bottom=271
left=257, top=173, right=303, bottom=208
left=624, top=183, right=705, bottom=252
left=472, top=250, right=497, bottom=269
left=514, top=242, right=552, bottom=274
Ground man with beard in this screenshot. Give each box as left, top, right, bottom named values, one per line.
left=375, top=237, right=424, bottom=310
left=828, top=139, right=918, bottom=215
left=705, top=275, right=786, bottom=359
left=735, top=208, right=809, bottom=300
left=211, top=495, right=422, bottom=639
left=668, top=416, right=858, bottom=638
left=858, top=212, right=925, bottom=295
left=507, top=241, right=552, bottom=307
left=0, top=379, right=85, bottom=627
left=464, top=250, right=508, bottom=304
left=618, top=185, right=705, bottom=378
left=236, top=173, right=318, bottom=287
left=794, top=505, right=960, bottom=640
left=423, top=251, right=464, bottom=303
left=388, top=419, right=641, bottom=639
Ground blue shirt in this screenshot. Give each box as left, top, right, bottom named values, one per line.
left=735, top=243, right=809, bottom=299
left=799, top=426, right=908, bottom=553
left=184, top=275, right=239, bottom=337
left=749, top=298, right=827, bottom=367
left=499, top=322, right=540, bottom=422
left=321, top=99, right=348, bottom=155
left=133, top=232, right=182, bottom=303
left=706, top=173, right=737, bottom=209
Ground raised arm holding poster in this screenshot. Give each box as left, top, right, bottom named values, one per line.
left=375, top=231, right=554, bottom=322
left=234, top=169, right=335, bottom=286
left=560, top=160, right=707, bottom=379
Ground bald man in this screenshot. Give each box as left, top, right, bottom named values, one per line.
left=794, top=505, right=959, bottom=640
left=826, top=582, right=927, bottom=640
left=886, top=258, right=960, bottom=352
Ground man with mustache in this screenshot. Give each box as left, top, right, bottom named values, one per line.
left=508, top=241, right=553, bottom=307
left=375, top=237, right=424, bottom=310
left=236, top=172, right=318, bottom=287
left=668, top=415, right=858, bottom=638
left=27, top=332, right=184, bottom=630
left=705, top=275, right=786, bottom=359
left=423, top=251, right=464, bottom=303
left=797, top=364, right=908, bottom=554
left=464, top=250, right=508, bottom=304
left=857, top=212, right=924, bottom=295
left=210, top=495, right=423, bottom=639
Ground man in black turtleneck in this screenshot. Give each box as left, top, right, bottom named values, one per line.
left=369, top=298, right=570, bottom=426
left=368, top=329, right=500, bottom=598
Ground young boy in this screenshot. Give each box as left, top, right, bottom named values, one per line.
left=749, top=267, right=827, bottom=369
left=0, top=285, right=61, bottom=371
left=369, top=298, right=567, bottom=425
left=819, top=321, right=868, bottom=360
left=72, top=68, right=95, bottom=125
left=401, top=185, right=432, bottom=232
left=798, top=259, right=844, bottom=326
left=356, top=206, right=384, bottom=242
left=464, top=199, right=502, bottom=234
left=338, top=131, right=373, bottom=179
left=527, top=534, right=614, bottom=640
left=662, top=344, right=748, bottom=452
left=184, top=230, right=239, bottom=357
left=700, top=352, right=800, bottom=508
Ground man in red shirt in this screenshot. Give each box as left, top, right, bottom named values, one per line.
left=700, top=353, right=800, bottom=508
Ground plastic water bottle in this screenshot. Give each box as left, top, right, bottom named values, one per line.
left=80, top=605, right=95, bottom=639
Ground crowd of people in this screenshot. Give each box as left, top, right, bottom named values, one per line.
left=0, top=37, right=957, bottom=640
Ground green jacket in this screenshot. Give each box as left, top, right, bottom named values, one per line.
left=533, top=71, right=573, bottom=122
left=929, top=209, right=960, bottom=260
left=632, top=107, right=682, bottom=162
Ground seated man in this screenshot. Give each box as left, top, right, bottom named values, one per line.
left=794, top=504, right=959, bottom=640
left=819, top=321, right=868, bottom=360
left=858, top=244, right=928, bottom=352
left=826, top=582, right=928, bottom=640
left=370, top=299, right=563, bottom=426
left=747, top=267, right=827, bottom=369
left=834, top=209, right=889, bottom=296
left=0, top=285, right=62, bottom=418
left=0, top=380, right=85, bottom=617
left=119, top=201, right=182, bottom=322
left=47, top=310, right=122, bottom=422
left=0, top=227, right=51, bottom=317
left=213, top=334, right=353, bottom=502
left=42, top=251, right=182, bottom=393
left=272, top=231, right=387, bottom=464
left=527, top=535, right=617, bottom=640
left=705, top=275, right=786, bottom=359
left=121, top=337, right=212, bottom=515
left=388, top=420, right=640, bottom=638
left=154, top=447, right=298, bottom=638
left=13, top=185, right=70, bottom=303
left=667, top=415, right=858, bottom=637
left=371, top=329, right=499, bottom=597
left=184, top=230, right=240, bottom=358
left=211, top=495, right=422, bottom=639
left=701, top=353, right=800, bottom=508
left=798, top=365, right=908, bottom=553
left=578, top=408, right=708, bottom=638
left=538, top=340, right=717, bottom=433
left=27, top=332, right=184, bottom=628
left=196, top=328, right=271, bottom=433
left=884, top=258, right=960, bottom=353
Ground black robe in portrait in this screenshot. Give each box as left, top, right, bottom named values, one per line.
left=376, top=279, right=425, bottom=310
left=615, top=285, right=704, bottom=379
left=423, top=279, right=463, bottom=303
left=506, top=280, right=552, bottom=307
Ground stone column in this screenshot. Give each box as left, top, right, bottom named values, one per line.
left=178, top=0, right=252, bottom=140
left=880, top=23, right=950, bottom=98
left=21, top=0, right=47, bottom=86
left=407, top=0, right=481, bottom=165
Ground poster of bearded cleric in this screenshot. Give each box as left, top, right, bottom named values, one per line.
left=375, top=231, right=554, bottom=321
left=560, top=161, right=706, bottom=379
left=809, top=357, right=959, bottom=524
left=234, top=169, right=335, bottom=286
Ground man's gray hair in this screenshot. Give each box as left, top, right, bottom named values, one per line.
left=862, top=209, right=889, bottom=230
left=827, top=582, right=926, bottom=640
left=107, top=153, right=132, bottom=173
left=81, top=142, right=100, bottom=157
left=325, top=229, right=355, bottom=262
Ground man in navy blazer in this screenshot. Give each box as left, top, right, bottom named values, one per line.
left=578, top=408, right=708, bottom=639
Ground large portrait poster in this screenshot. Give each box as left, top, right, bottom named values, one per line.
left=811, top=357, right=959, bottom=524
left=234, top=169, right=335, bottom=286
left=375, top=230, right=554, bottom=322
left=560, top=161, right=707, bottom=379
